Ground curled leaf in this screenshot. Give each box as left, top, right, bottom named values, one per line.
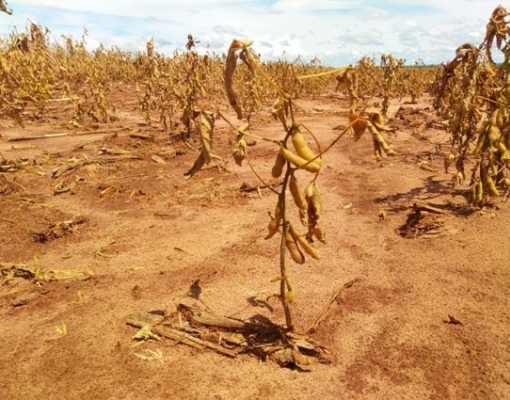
left=232, top=137, right=247, bottom=166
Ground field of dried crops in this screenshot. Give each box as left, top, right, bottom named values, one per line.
left=2, top=7, right=510, bottom=400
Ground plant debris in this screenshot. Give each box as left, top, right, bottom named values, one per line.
left=30, top=216, right=87, bottom=243
left=1, top=262, right=93, bottom=283
left=126, top=302, right=333, bottom=369
left=398, top=203, right=448, bottom=238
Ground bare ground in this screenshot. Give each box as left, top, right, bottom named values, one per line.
left=1, top=92, right=510, bottom=400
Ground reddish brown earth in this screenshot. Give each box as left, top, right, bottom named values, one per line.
left=1, top=91, right=510, bottom=400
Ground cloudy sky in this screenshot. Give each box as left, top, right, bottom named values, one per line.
left=0, top=0, right=506, bottom=65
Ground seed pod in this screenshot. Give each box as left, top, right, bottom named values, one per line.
left=224, top=39, right=255, bottom=120
left=496, top=108, right=506, bottom=128
left=286, top=285, right=296, bottom=303
left=473, top=132, right=488, bottom=155
left=195, top=112, right=214, bottom=164
left=289, top=224, right=320, bottom=260
left=224, top=48, right=243, bottom=119
left=271, top=152, right=286, bottom=178
left=488, top=152, right=498, bottom=175
left=305, top=182, right=321, bottom=231
left=225, top=40, right=252, bottom=120
left=349, top=113, right=367, bottom=141
left=285, top=227, right=305, bottom=264
left=305, top=182, right=322, bottom=216
left=279, top=146, right=321, bottom=173
left=488, top=125, right=501, bottom=144
left=490, top=108, right=499, bottom=125
left=470, top=184, right=477, bottom=204
left=289, top=173, right=308, bottom=225
left=501, top=150, right=510, bottom=163
left=475, top=181, right=484, bottom=205
left=369, top=123, right=395, bottom=157
left=312, top=225, right=327, bottom=244
left=385, top=147, right=396, bottom=157
left=498, top=141, right=509, bottom=153
left=290, top=124, right=322, bottom=167
left=485, top=175, right=500, bottom=197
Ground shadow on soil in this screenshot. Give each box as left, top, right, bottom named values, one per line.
left=375, top=175, right=477, bottom=217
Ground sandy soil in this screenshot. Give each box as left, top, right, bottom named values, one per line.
left=1, top=91, right=510, bottom=400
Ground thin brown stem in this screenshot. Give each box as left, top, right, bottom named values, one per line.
left=279, top=166, right=294, bottom=331
left=217, top=111, right=280, bottom=145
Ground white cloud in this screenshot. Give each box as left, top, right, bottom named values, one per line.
left=271, top=0, right=357, bottom=12
left=0, top=0, right=507, bottom=65
left=364, top=7, right=389, bottom=19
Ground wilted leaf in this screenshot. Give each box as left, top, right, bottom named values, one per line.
left=232, top=138, right=247, bottom=166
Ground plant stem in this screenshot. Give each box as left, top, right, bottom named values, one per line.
left=279, top=166, right=294, bottom=331
left=217, top=111, right=280, bottom=145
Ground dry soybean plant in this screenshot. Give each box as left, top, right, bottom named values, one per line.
left=137, top=36, right=229, bottom=136
left=379, top=53, right=406, bottom=116
left=0, top=23, right=127, bottom=127
left=226, top=39, right=391, bottom=333
left=400, top=65, right=432, bottom=105
left=333, top=60, right=398, bottom=163
left=335, top=65, right=358, bottom=111
left=355, top=56, right=379, bottom=100
left=226, top=39, right=327, bottom=333
left=343, top=54, right=434, bottom=120
left=353, top=54, right=417, bottom=108
left=0, top=23, right=54, bottom=125
left=433, top=5, right=510, bottom=206
left=124, top=40, right=350, bottom=368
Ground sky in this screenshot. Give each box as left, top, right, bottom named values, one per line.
left=0, top=0, right=507, bottom=66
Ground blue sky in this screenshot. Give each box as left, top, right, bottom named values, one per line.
left=0, top=0, right=506, bottom=65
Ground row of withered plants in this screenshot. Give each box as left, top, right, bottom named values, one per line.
left=432, top=5, right=510, bottom=206
left=1, top=18, right=437, bottom=132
